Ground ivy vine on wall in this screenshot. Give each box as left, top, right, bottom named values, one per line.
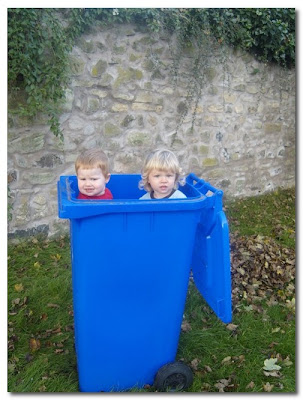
left=8, top=8, right=295, bottom=138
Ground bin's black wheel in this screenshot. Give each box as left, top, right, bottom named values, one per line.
left=154, top=361, right=193, bottom=392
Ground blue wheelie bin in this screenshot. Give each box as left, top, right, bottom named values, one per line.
left=57, top=173, right=232, bottom=392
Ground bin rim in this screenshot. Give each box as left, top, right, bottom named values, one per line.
left=57, top=174, right=222, bottom=219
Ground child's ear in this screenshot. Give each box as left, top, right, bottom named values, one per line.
left=105, top=173, right=111, bottom=183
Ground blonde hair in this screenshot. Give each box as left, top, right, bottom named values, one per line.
left=75, top=148, right=110, bottom=177
left=139, top=148, right=185, bottom=192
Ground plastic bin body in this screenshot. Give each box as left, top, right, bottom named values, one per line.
left=57, top=174, right=232, bottom=392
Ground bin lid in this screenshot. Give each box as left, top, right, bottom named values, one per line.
left=191, top=210, right=232, bottom=323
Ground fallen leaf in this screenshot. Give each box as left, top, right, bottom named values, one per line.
left=221, top=356, right=232, bottom=365
left=283, top=356, right=293, bottom=367
left=29, top=338, right=41, bottom=352
left=201, top=382, right=211, bottom=391
left=214, top=378, right=230, bottom=392
left=40, top=313, right=48, bottom=321
left=47, top=303, right=60, bottom=308
left=65, top=324, right=74, bottom=332
left=14, top=283, right=24, bottom=292
left=286, top=298, right=295, bottom=312
left=263, top=358, right=281, bottom=371
left=263, top=382, right=274, bottom=392
left=263, top=370, right=282, bottom=378
left=243, top=305, right=253, bottom=312
left=51, top=327, right=62, bottom=334
left=190, top=358, right=200, bottom=371
left=24, top=309, right=33, bottom=318
left=8, top=362, right=16, bottom=373
left=246, top=381, right=255, bottom=389
left=226, top=323, right=238, bottom=331
left=181, top=319, right=192, bottom=332
left=214, top=377, right=237, bottom=392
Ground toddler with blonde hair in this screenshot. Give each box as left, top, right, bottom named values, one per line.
left=139, top=149, right=186, bottom=199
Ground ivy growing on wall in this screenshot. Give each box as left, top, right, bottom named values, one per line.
left=8, top=8, right=295, bottom=137
left=8, top=9, right=72, bottom=137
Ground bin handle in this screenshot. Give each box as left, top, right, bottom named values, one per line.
left=186, top=173, right=221, bottom=196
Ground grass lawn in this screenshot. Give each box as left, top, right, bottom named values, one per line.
left=7, top=187, right=295, bottom=392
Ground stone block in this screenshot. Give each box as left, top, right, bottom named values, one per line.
left=78, top=38, right=95, bottom=53
left=25, top=172, right=55, bottom=185
left=199, top=145, right=209, bottom=155
left=113, top=45, right=126, bottom=55
left=90, top=89, right=108, bottom=98
left=113, top=93, right=135, bottom=101
left=208, top=104, right=224, bottom=113
left=8, top=170, right=17, bottom=184
left=246, top=85, right=259, bottom=94
left=8, top=132, right=45, bottom=154
left=207, top=169, right=224, bottom=178
left=69, top=55, right=85, bottom=76
left=233, top=83, right=246, bottom=92
left=127, top=132, right=152, bottom=146
left=104, top=122, right=121, bottom=137
left=91, top=59, right=108, bottom=77
left=132, top=103, right=159, bottom=112
left=114, top=67, right=143, bottom=89
left=264, top=123, right=282, bottom=134
left=86, top=97, right=100, bottom=114
left=135, top=92, right=153, bottom=103
left=36, top=154, right=63, bottom=168
left=202, top=158, right=218, bottom=167
left=224, top=93, right=236, bottom=103
left=33, top=194, right=47, bottom=205
left=111, top=103, right=128, bottom=112
left=15, top=199, right=30, bottom=226
left=68, top=116, right=85, bottom=130
left=121, top=115, right=135, bottom=127
left=97, top=73, right=114, bottom=87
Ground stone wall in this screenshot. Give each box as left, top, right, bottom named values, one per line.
left=7, top=23, right=296, bottom=239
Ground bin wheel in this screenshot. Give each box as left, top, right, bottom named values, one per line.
left=154, top=361, right=193, bottom=392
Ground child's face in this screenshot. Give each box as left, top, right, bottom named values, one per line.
left=147, top=169, right=176, bottom=199
left=77, top=167, right=110, bottom=197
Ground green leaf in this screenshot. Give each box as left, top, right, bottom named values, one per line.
left=263, top=358, right=281, bottom=371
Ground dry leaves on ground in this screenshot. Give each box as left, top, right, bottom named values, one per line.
left=230, top=234, right=295, bottom=309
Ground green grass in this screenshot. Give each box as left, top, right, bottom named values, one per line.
left=7, top=188, right=295, bottom=393
left=8, top=237, right=78, bottom=392
left=224, top=187, right=295, bottom=249
left=178, top=283, right=295, bottom=392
